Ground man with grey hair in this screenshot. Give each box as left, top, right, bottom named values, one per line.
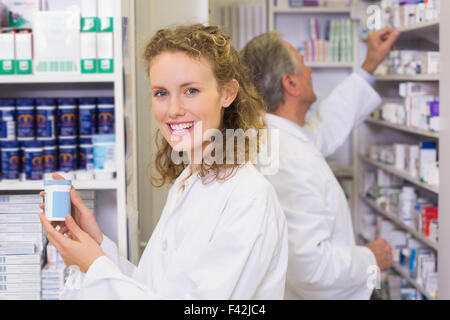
left=241, top=28, right=399, bottom=299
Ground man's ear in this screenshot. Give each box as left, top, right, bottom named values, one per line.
left=281, top=74, right=302, bottom=97
left=221, top=79, right=240, bottom=108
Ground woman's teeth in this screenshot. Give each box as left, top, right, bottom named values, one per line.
left=170, top=122, right=194, bottom=131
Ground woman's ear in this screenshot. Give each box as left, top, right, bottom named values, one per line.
left=221, top=79, right=240, bottom=108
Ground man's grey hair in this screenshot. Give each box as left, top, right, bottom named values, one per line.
left=241, top=31, right=300, bottom=112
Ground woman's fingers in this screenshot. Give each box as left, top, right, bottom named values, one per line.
left=39, top=213, right=69, bottom=247
left=65, top=215, right=85, bottom=241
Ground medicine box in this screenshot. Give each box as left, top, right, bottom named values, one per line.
left=0, top=214, right=40, bottom=224
left=0, top=254, right=42, bottom=265
left=0, top=233, right=44, bottom=252
left=0, top=194, right=42, bottom=204
left=81, top=0, right=99, bottom=32
left=81, top=33, right=97, bottom=73
left=0, top=282, right=41, bottom=293
left=0, top=223, right=42, bottom=233
left=0, top=241, right=35, bottom=255
left=98, top=0, right=114, bottom=32
left=97, top=33, right=114, bottom=73
left=0, top=203, right=41, bottom=213
left=5, top=0, right=43, bottom=28
left=0, top=292, right=41, bottom=300
left=0, top=264, right=42, bottom=274
left=15, top=33, right=33, bottom=75
left=0, top=33, right=15, bottom=75
left=0, top=273, right=41, bottom=284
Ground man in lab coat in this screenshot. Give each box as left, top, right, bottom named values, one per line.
left=241, top=28, right=400, bottom=299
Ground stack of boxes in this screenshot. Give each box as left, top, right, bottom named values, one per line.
left=0, top=193, right=44, bottom=300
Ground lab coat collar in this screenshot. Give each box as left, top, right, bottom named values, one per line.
left=265, top=113, right=312, bottom=143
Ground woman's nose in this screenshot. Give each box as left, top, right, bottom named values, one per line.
left=168, top=98, right=186, bottom=118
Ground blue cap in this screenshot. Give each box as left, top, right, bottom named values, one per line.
left=93, top=134, right=115, bottom=144
left=36, top=98, right=56, bottom=107
left=0, top=99, right=15, bottom=107
left=97, top=97, right=114, bottom=105
left=23, top=140, right=43, bottom=149
left=16, top=99, right=35, bottom=107
left=1, top=141, right=19, bottom=149
left=57, top=98, right=77, bottom=106
left=44, top=180, right=72, bottom=186
left=421, top=142, right=436, bottom=149
left=79, top=98, right=97, bottom=105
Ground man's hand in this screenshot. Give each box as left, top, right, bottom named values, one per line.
left=365, top=238, right=393, bottom=271
left=362, top=28, right=400, bottom=75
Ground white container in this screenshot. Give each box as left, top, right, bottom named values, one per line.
left=44, top=180, right=72, bottom=222
left=93, top=134, right=115, bottom=180
left=398, top=186, right=417, bottom=220
left=394, top=144, right=406, bottom=170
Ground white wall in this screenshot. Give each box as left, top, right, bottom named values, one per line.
left=135, top=0, right=209, bottom=256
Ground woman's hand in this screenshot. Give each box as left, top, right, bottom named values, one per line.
left=40, top=173, right=103, bottom=245
left=39, top=213, right=104, bottom=273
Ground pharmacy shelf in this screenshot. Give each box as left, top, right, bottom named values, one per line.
left=360, top=155, right=439, bottom=194
left=391, top=262, right=436, bottom=300
left=374, top=74, right=439, bottom=82
left=0, top=74, right=116, bottom=84
left=305, top=62, right=353, bottom=68
left=273, top=7, right=351, bottom=14
left=360, top=194, right=438, bottom=250
left=397, top=19, right=440, bottom=35
left=365, top=118, right=440, bottom=139
left=0, top=179, right=118, bottom=191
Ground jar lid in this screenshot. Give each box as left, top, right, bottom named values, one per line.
left=44, top=180, right=72, bottom=186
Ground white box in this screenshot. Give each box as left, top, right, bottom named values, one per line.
left=0, top=282, right=41, bottom=292
left=0, top=292, right=41, bottom=300
left=0, top=214, right=40, bottom=224
left=81, top=32, right=97, bottom=73
left=0, top=233, right=44, bottom=252
left=78, top=191, right=95, bottom=200
left=81, top=0, right=97, bottom=17
left=0, top=242, right=35, bottom=255
left=0, top=203, right=41, bottom=213
left=97, top=32, right=114, bottom=73
left=0, top=194, right=42, bottom=204
left=5, top=0, right=42, bottom=28
left=97, top=0, right=114, bottom=17
left=0, top=264, right=42, bottom=274
left=422, top=52, right=440, bottom=75
left=0, top=223, right=42, bottom=233
left=0, top=273, right=41, bottom=284
left=15, top=33, right=33, bottom=60
left=0, top=33, right=14, bottom=59
left=0, top=254, right=42, bottom=265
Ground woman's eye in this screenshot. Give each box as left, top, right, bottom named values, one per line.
left=154, top=90, right=168, bottom=97
left=186, top=88, right=199, bottom=95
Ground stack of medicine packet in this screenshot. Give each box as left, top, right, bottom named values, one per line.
left=0, top=194, right=45, bottom=300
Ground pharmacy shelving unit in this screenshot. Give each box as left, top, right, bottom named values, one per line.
left=268, top=0, right=359, bottom=220
left=0, top=0, right=130, bottom=259
left=353, top=2, right=448, bottom=299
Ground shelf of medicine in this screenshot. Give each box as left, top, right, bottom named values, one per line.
left=0, top=74, right=116, bottom=84
left=360, top=155, right=439, bottom=194
left=365, top=118, right=440, bottom=139
left=0, top=179, right=118, bottom=191
left=273, top=7, right=351, bottom=14
left=305, top=62, right=353, bottom=68
left=397, top=18, right=440, bottom=35
left=360, top=194, right=438, bottom=250
left=391, top=262, right=436, bottom=300
left=374, top=74, right=439, bottom=82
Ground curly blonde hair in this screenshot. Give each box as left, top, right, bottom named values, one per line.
left=144, top=24, right=266, bottom=187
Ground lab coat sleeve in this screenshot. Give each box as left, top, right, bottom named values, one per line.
left=277, top=153, right=376, bottom=299
left=303, top=72, right=382, bottom=157
left=100, top=234, right=137, bottom=277
left=76, top=186, right=287, bottom=300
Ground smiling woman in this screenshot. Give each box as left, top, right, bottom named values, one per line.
left=44, top=24, right=288, bottom=300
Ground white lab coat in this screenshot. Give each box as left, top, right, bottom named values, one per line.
left=263, top=72, right=382, bottom=300
left=61, top=163, right=288, bottom=300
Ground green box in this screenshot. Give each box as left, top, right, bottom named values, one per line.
left=99, top=17, right=114, bottom=32
left=16, top=60, right=33, bottom=75
left=81, top=17, right=99, bottom=33
left=0, top=60, right=15, bottom=75
left=98, top=59, right=114, bottom=73
left=81, top=59, right=98, bottom=74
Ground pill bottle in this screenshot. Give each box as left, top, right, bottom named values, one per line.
left=78, top=98, right=97, bottom=135
left=24, top=140, right=43, bottom=181
left=1, top=140, right=20, bottom=181
left=44, top=179, right=72, bottom=222
left=36, top=98, right=56, bottom=139
left=58, top=136, right=78, bottom=176
left=93, top=134, right=115, bottom=180
left=57, top=98, right=78, bottom=137
left=41, top=139, right=58, bottom=180
left=0, top=99, right=16, bottom=141
left=16, top=98, right=35, bottom=140
left=97, top=97, right=114, bottom=134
